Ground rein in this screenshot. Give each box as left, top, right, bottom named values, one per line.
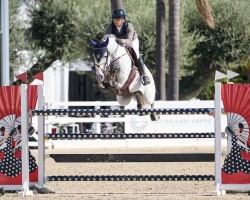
left=110, top=53, right=127, bottom=66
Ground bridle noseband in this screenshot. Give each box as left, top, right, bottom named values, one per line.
left=93, top=47, right=109, bottom=74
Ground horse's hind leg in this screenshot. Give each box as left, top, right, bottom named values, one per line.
left=116, top=95, right=133, bottom=106
left=134, top=93, right=159, bottom=121
left=150, top=103, right=160, bottom=121
left=134, top=91, right=144, bottom=109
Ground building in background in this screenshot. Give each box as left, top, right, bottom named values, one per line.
left=32, top=60, right=103, bottom=103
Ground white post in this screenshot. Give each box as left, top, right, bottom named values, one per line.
left=213, top=82, right=224, bottom=195
left=20, top=84, right=33, bottom=196
left=95, top=105, right=101, bottom=133
left=0, top=0, right=10, bottom=86
left=37, top=85, right=45, bottom=187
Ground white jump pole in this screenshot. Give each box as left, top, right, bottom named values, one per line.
left=20, top=84, right=33, bottom=196
left=37, top=85, right=45, bottom=187
left=95, top=105, right=101, bottom=133
left=214, top=82, right=225, bottom=195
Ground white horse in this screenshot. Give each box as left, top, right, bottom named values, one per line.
left=89, top=34, right=159, bottom=121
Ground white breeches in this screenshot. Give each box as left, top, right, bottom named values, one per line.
left=131, top=37, right=140, bottom=59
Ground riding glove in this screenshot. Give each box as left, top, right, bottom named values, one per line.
left=116, top=38, right=124, bottom=45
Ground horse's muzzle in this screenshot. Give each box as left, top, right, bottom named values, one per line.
left=96, top=74, right=104, bottom=82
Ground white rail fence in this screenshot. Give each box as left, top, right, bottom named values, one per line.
left=30, top=100, right=227, bottom=149
left=14, top=83, right=249, bottom=196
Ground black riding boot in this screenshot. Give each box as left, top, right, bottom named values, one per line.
left=137, top=56, right=150, bottom=85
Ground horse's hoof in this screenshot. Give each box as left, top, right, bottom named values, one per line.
left=150, top=114, right=160, bottom=121
left=137, top=104, right=142, bottom=109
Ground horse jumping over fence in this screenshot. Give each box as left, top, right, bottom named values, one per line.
left=89, top=34, right=159, bottom=121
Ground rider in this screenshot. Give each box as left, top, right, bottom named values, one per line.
left=104, top=8, right=151, bottom=86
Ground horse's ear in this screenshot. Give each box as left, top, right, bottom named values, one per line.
left=102, top=37, right=109, bottom=47
left=88, top=38, right=97, bottom=47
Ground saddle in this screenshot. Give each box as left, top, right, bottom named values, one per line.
left=125, top=46, right=138, bottom=67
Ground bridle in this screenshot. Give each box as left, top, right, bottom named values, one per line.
left=93, top=42, right=128, bottom=79
left=93, top=47, right=110, bottom=76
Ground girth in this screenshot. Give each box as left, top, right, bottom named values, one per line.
left=110, top=66, right=138, bottom=96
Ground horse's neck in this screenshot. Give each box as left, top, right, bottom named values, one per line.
left=107, top=39, right=133, bottom=84
left=114, top=48, right=132, bottom=85
left=111, top=46, right=126, bottom=59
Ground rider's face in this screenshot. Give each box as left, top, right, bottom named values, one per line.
left=113, top=18, right=124, bottom=27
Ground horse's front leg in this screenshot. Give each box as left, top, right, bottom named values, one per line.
left=150, top=103, right=160, bottom=121
left=99, top=82, right=106, bottom=88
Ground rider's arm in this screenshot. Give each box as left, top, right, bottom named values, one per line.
left=120, top=23, right=136, bottom=46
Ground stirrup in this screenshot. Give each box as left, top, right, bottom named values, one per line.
left=141, top=75, right=150, bottom=86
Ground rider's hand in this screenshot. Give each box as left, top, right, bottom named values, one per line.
left=116, top=38, right=124, bottom=45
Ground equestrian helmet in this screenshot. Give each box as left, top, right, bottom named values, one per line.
left=111, top=9, right=126, bottom=18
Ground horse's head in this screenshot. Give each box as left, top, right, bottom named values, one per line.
left=89, top=35, right=118, bottom=82
left=89, top=37, right=111, bottom=83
